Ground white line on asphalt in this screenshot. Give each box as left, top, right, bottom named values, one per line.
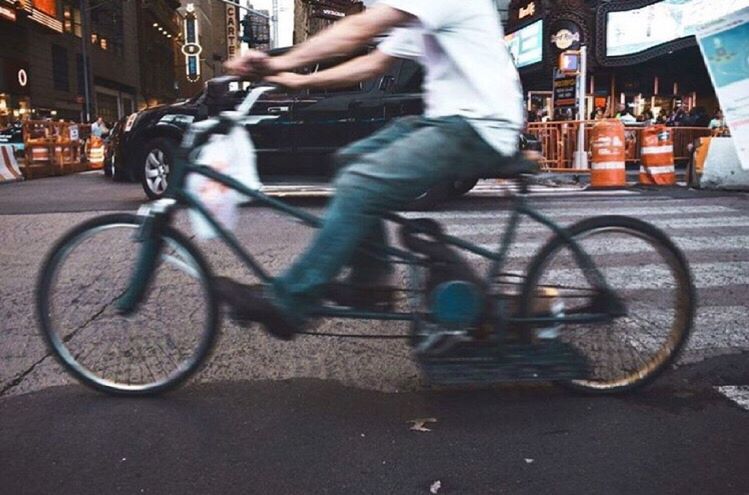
left=474, top=235, right=749, bottom=259
left=449, top=216, right=749, bottom=238
left=716, top=386, right=749, bottom=411
left=404, top=205, right=734, bottom=220
left=525, top=261, right=749, bottom=290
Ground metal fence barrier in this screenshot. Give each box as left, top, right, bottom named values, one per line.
left=526, top=121, right=712, bottom=172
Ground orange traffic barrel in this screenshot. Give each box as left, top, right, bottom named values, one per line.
left=87, top=136, right=105, bottom=167
left=590, top=119, right=627, bottom=188
left=640, top=125, right=676, bottom=186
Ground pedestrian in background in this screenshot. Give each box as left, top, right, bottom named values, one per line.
left=91, top=116, right=108, bottom=138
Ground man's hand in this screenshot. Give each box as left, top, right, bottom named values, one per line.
left=264, top=72, right=310, bottom=91
left=224, top=49, right=276, bottom=79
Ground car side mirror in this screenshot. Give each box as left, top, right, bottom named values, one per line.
left=379, top=75, right=395, bottom=93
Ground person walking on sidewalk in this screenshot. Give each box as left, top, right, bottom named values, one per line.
left=220, top=0, right=525, bottom=340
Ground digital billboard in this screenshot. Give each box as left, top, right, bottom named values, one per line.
left=606, top=0, right=749, bottom=57
left=505, top=20, right=543, bottom=69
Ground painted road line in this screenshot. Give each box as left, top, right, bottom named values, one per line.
left=403, top=205, right=735, bottom=220
left=450, top=216, right=749, bottom=238
left=526, top=261, right=749, bottom=290
left=716, top=386, right=749, bottom=411
left=472, top=235, right=749, bottom=260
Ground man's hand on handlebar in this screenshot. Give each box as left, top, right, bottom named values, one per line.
left=224, top=50, right=276, bottom=79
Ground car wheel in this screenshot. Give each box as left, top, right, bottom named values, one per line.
left=140, top=138, right=176, bottom=200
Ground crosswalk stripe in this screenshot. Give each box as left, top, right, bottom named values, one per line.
left=530, top=261, right=749, bottom=290
left=447, top=217, right=749, bottom=238
left=472, top=235, right=749, bottom=259
left=715, top=386, right=749, bottom=411
left=403, top=205, right=734, bottom=220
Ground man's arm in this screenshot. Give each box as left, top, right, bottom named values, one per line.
left=225, top=5, right=412, bottom=77
left=265, top=50, right=395, bottom=91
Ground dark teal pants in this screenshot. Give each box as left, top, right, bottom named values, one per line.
left=274, top=116, right=511, bottom=322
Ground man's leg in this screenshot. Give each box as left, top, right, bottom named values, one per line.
left=274, top=116, right=504, bottom=323
left=333, top=117, right=421, bottom=285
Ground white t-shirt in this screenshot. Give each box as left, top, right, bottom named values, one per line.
left=377, top=0, right=524, bottom=155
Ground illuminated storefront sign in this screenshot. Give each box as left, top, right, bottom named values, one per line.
left=20, top=0, right=63, bottom=32
left=606, top=0, right=749, bottom=57
left=226, top=1, right=240, bottom=59
left=551, top=29, right=580, bottom=50
left=505, top=20, right=543, bottom=69
left=0, top=3, right=16, bottom=22
left=183, top=3, right=201, bottom=82
left=519, top=2, right=536, bottom=20
left=17, top=69, right=27, bottom=88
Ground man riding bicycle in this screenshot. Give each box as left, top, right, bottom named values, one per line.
left=219, top=0, right=525, bottom=340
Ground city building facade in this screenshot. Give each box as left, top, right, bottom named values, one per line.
left=505, top=0, right=720, bottom=119
left=0, top=0, right=183, bottom=126
left=293, top=0, right=363, bottom=45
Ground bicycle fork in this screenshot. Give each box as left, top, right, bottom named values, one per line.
left=115, top=199, right=176, bottom=315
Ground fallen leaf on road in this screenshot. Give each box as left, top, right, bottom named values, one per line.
left=524, top=458, right=534, bottom=464
left=408, top=418, right=437, bottom=432
left=430, top=480, right=442, bottom=493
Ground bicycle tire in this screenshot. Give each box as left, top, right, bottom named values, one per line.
left=518, top=215, right=696, bottom=394
left=37, top=213, right=220, bottom=396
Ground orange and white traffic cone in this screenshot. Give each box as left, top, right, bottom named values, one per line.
left=590, top=119, right=627, bottom=188
left=640, top=125, right=676, bottom=186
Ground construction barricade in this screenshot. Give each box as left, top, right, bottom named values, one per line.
left=86, top=136, right=105, bottom=168
left=0, top=144, right=24, bottom=182
left=639, top=125, right=676, bottom=186
left=590, top=119, right=626, bottom=188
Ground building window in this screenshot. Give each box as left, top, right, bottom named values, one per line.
left=63, top=3, right=82, bottom=37
left=52, top=45, right=70, bottom=92
left=96, top=92, right=119, bottom=122
left=100, top=37, right=108, bottom=50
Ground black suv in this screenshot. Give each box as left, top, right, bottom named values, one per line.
left=108, top=54, right=532, bottom=206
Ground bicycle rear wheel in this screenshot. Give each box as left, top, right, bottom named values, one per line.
left=37, top=214, right=219, bottom=396
left=519, top=216, right=696, bottom=394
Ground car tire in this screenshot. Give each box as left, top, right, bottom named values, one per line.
left=140, top=138, right=177, bottom=200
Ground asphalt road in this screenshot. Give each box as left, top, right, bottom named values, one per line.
left=1, top=172, right=748, bottom=493
left=1, top=358, right=748, bottom=495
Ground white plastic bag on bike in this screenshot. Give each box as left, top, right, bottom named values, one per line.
left=187, top=125, right=262, bottom=239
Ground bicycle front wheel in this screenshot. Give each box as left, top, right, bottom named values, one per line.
left=519, top=215, right=696, bottom=394
left=37, top=214, right=219, bottom=396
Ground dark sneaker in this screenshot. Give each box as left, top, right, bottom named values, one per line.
left=213, top=277, right=298, bottom=341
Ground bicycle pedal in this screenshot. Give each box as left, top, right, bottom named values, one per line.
left=418, top=340, right=590, bottom=386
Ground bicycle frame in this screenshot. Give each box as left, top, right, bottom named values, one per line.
left=117, top=85, right=618, bottom=332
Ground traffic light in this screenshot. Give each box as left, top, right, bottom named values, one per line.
left=240, top=14, right=253, bottom=46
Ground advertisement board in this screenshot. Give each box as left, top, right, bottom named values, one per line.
left=606, top=0, right=749, bottom=57
left=505, top=20, right=543, bottom=69
left=696, top=6, right=749, bottom=170
left=32, top=0, right=57, bottom=17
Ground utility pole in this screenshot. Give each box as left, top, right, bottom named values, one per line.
left=573, top=45, right=589, bottom=169
left=215, top=0, right=277, bottom=48
left=272, top=0, right=279, bottom=48
left=80, top=0, right=93, bottom=122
